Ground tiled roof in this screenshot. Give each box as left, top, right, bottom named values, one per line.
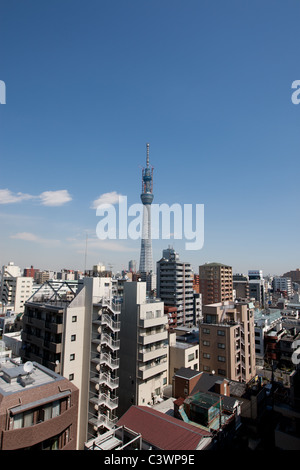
left=117, top=405, right=211, bottom=450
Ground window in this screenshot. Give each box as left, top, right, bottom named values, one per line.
left=23, top=410, right=34, bottom=427
left=12, top=400, right=62, bottom=430
left=218, top=343, right=225, bottom=349
left=218, top=355, right=226, bottom=362
left=188, top=353, right=195, bottom=362
left=217, top=330, right=225, bottom=336
left=203, top=340, right=210, bottom=346
left=203, top=328, right=210, bottom=334
left=71, top=334, right=76, bottom=342
left=72, top=316, right=77, bottom=322
left=70, top=354, right=75, bottom=361
left=203, top=353, right=210, bottom=359
left=13, top=413, right=23, bottom=429
left=69, top=373, right=74, bottom=381
left=52, top=401, right=60, bottom=418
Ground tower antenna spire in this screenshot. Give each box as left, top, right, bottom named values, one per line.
left=146, top=143, right=150, bottom=168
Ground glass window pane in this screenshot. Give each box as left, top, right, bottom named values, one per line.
left=44, top=404, right=52, bottom=421
left=24, top=410, right=33, bottom=428
left=52, top=400, right=60, bottom=418
left=13, top=413, right=23, bottom=429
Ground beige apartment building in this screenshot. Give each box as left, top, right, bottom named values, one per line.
left=199, top=263, right=233, bottom=305
left=199, top=300, right=256, bottom=383
left=118, top=282, right=168, bottom=416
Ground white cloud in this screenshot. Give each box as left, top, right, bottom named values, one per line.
left=39, top=190, right=72, bottom=206
left=0, top=188, right=72, bottom=206
left=10, top=232, right=39, bottom=241
left=10, top=232, right=61, bottom=245
left=91, top=191, right=123, bottom=209
left=0, top=189, right=35, bottom=204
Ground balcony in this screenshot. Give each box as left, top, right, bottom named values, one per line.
left=138, top=345, right=168, bottom=363
left=101, top=314, right=121, bottom=332
left=101, top=333, right=120, bottom=351
left=138, top=360, right=168, bottom=380
left=99, top=372, right=119, bottom=389
left=138, top=330, right=168, bottom=345
left=90, top=393, right=118, bottom=410
left=139, top=315, right=167, bottom=329
left=100, top=353, right=120, bottom=370
left=89, top=413, right=118, bottom=431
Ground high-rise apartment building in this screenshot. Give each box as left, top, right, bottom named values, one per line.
left=199, top=263, right=233, bottom=305
left=199, top=300, right=256, bottom=382
left=88, top=290, right=121, bottom=444
left=157, top=248, right=199, bottom=327
left=118, top=281, right=168, bottom=416
left=1, top=263, right=33, bottom=314
left=21, top=276, right=120, bottom=449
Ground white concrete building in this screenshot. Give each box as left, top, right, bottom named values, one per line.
left=1, top=264, right=33, bottom=314
left=273, top=277, right=293, bottom=298
left=168, top=331, right=199, bottom=383
left=254, top=308, right=283, bottom=366
left=118, top=282, right=168, bottom=416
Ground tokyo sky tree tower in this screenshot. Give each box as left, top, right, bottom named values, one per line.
left=139, top=143, right=154, bottom=285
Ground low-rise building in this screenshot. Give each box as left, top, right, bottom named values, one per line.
left=0, top=359, right=79, bottom=450
left=168, top=331, right=199, bottom=383
left=117, top=405, right=212, bottom=450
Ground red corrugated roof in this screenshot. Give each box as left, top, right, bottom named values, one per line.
left=117, top=405, right=211, bottom=450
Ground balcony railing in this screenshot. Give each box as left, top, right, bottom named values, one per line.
left=90, top=393, right=118, bottom=410
left=101, top=314, right=121, bottom=332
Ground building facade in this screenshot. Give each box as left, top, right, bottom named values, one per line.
left=199, top=263, right=233, bottom=306
left=199, top=300, right=256, bottom=382
left=0, top=359, right=79, bottom=450
left=118, top=282, right=168, bottom=416
left=157, top=248, right=197, bottom=327
left=168, top=331, right=199, bottom=383
left=21, top=276, right=120, bottom=449
left=1, top=264, right=33, bottom=314
left=233, top=274, right=249, bottom=300
left=272, top=277, right=293, bottom=298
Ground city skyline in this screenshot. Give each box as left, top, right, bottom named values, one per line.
left=0, top=1, right=300, bottom=276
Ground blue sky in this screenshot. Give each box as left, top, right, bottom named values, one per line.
left=0, top=0, right=300, bottom=276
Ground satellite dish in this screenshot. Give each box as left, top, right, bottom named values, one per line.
left=23, top=361, right=34, bottom=374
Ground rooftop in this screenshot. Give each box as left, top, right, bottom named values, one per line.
left=117, top=405, right=211, bottom=450
left=0, top=359, right=63, bottom=396
left=175, top=367, right=202, bottom=380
